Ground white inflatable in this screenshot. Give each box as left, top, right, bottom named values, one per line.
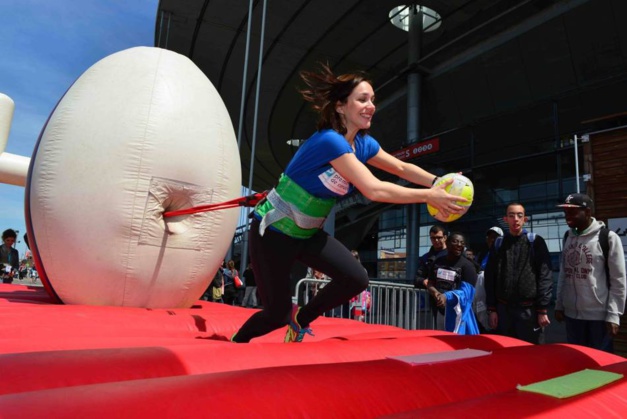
left=26, top=47, right=241, bottom=308
left=0, top=94, right=30, bottom=187
left=0, top=93, right=15, bottom=151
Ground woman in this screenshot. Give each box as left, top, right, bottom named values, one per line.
left=232, top=64, right=467, bottom=343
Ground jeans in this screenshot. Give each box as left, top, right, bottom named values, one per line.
left=564, top=316, right=614, bottom=353
left=496, top=302, right=544, bottom=344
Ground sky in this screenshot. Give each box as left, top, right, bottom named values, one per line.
left=0, top=0, right=159, bottom=259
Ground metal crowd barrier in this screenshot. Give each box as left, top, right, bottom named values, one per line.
left=293, top=278, right=436, bottom=330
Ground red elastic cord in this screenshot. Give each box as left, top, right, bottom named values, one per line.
left=163, top=191, right=268, bottom=218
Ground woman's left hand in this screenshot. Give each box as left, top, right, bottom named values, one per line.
left=426, top=179, right=468, bottom=216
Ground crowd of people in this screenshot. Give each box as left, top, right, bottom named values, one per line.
left=0, top=228, right=38, bottom=284
left=203, top=260, right=260, bottom=309
left=414, top=194, right=626, bottom=354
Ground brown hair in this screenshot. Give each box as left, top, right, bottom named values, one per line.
left=299, top=63, right=371, bottom=136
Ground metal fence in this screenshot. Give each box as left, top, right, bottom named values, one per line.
left=293, top=278, right=436, bottom=330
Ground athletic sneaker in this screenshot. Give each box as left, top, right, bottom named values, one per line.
left=284, top=304, right=314, bottom=343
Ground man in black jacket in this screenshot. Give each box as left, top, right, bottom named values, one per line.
left=414, top=225, right=448, bottom=288
left=484, top=203, right=553, bottom=344
left=414, top=225, right=448, bottom=328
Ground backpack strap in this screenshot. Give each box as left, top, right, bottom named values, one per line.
left=495, top=232, right=534, bottom=251
left=599, top=227, right=610, bottom=286
left=527, top=232, right=536, bottom=259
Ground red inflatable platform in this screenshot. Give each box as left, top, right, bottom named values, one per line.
left=0, top=284, right=625, bottom=418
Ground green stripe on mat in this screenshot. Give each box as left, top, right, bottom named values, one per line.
left=517, top=369, right=623, bottom=399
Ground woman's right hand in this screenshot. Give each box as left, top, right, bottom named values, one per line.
left=426, top=178, right=469, bottom=218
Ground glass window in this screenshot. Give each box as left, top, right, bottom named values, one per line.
left=371, top=138, right=580, bottom=282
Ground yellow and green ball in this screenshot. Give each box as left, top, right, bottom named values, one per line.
left=427, top=173, right=474, bottom=222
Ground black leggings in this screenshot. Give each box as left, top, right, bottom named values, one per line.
left=233, top=219, right=369, bottom=343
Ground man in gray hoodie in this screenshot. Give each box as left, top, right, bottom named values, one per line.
left=555, top=193, right=626, bottom=353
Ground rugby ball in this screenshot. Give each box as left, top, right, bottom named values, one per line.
left=26, top=47, right=241, bottom=308
left=427, top=173, right=473, bottom=222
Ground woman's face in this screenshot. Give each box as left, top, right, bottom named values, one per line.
left=3, top=237, right=15, bottom=247
left=336, top=81, right=375, bottom=135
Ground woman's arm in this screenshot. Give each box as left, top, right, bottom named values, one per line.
left=330, top=152, right=466, bottom=214
left=367, top=148, right=436, bottom=187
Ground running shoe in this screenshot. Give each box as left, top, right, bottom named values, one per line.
left=284, top=304, right=314, bottom=343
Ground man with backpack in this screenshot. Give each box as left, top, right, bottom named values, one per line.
left=555, top=193, right=626, bottom=353
left=485, top=203, right=553, bottom=344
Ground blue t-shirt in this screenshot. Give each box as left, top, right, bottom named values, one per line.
left=284, top=129, right=381, bottom=198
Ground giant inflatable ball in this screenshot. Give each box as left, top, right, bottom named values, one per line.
left=25, top=47, right=241, bottom=308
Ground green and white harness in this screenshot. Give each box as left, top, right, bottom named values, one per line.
left=256, top=174, right=336, bottom=239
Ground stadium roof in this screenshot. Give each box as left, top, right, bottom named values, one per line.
left=155, top=0, right=627, bottom=193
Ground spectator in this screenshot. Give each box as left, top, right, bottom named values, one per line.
left=425, top=232, right=478, bottom=334
left=207, top=261, right=225, bottom=303
left=414, top=225, right=448, bottom=322
left=235, top=261, right=246, bottom=306
left=414, top=225, right=448, bottom=288
left=485, top=203, right=552, bottom=344
left=222, top=260, right=239, bottom=305
left=348, top=250, right=370, bottom=320
left=474, top=226, right=504, bottom=332
left=242, top=263, right=258, bottom=308
left=555, top=193, right=626, bottom=353
left=465, top=248, right=475, bottom=261
left=476, top=227, right=503, bottom=272
left=0, top=229, right=19, bottom=284
left=349, top=289, right=371, bottom=321
left=464, top=247, right=481, bottom=273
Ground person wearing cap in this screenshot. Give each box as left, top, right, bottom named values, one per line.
left=555, top=193, right=626, bottom=353
left=477, top=227, right=503, bottom=272
left=484, top=203, right=553, bottom=344
left=473, top=226, right=504, bottom=332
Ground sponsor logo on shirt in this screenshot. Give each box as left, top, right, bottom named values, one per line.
left=318, top=168, right=349, bottom=195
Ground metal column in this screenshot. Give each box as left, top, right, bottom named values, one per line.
left=405, top=5, right=422, bottom=283
left=239, top=0, right=268, bottom=273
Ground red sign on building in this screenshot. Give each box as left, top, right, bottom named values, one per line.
left=391, top=138, right=439, bottom=161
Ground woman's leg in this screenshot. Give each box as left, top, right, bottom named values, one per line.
left=297, top=232, right=369, bottom=327
left=233, top=220, right=300, bottom=343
